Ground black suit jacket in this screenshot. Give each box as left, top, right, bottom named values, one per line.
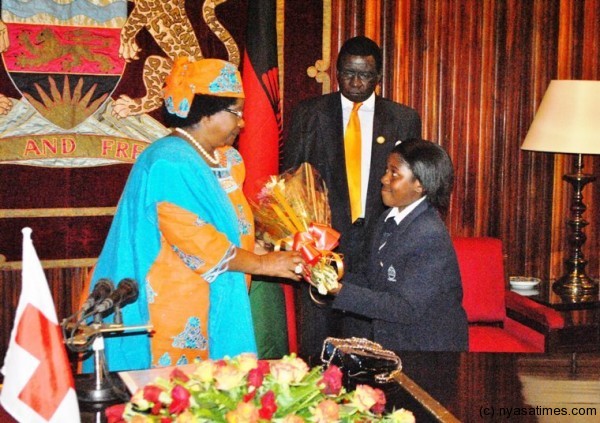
left=332, top=201, right=469, bottom=351
left=282, top=92, right=421, bottom=361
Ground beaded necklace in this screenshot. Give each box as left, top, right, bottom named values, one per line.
left=174, top=127, right=220, bottom=165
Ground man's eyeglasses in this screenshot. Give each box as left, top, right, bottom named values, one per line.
left=338, top=70, right=378, bottom=82
left=225, top=108, right=243, bottom=119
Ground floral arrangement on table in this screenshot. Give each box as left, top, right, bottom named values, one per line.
left=106, top=353, right=415, bottom=422
left=252, top=163, right=342, bottom=298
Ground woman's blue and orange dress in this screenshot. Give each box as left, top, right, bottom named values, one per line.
left=84, top=135, right=256, bottom=372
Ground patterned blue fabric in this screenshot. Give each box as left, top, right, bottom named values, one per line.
left=209, top=63, right=243, bottom=94
left=172, top=317, right=208, bottom=350
left=83, top=136, right=256, bottom=372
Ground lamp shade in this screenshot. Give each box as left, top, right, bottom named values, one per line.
left=521, top=80, right=600, bottom=155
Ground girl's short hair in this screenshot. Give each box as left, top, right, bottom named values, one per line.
left=163, top=94, right=238, bottom=128
left=391, top=139, right=454, bottom=211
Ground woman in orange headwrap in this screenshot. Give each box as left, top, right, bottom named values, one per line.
left=85, top=58, right=304, bottom=372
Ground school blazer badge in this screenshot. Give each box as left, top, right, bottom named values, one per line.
left=387, top=265, right=397, bottom=282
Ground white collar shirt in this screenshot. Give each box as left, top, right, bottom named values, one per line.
left=379, top=196, right=428, bottom=250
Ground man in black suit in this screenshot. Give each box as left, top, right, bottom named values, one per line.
left=282, top=36, right=422, bottom=363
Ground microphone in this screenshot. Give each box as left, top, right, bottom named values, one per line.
left=93, top=278, right=139, bottom=314
left=80, top=279, right=114, bottom=313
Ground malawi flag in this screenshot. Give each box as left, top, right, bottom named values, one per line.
left=239, top=0, right=297, bottom=356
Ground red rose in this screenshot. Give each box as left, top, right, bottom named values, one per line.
left=143, top=385, right=163, bottom=403
left=370, top=388, right=387, bottom=414
left=258, top=390, right=277, bottom=420
left=257, top=360, right=271, bottom=374
left=247, top=367, right=265, bottom=389
left=151, top=403, right=162, bottom=415
left=142, top=385, right=165, bottom=414
left=320, top=365, right=343, bottom=395
left=169, top=384, right=191, bottom=414
left=243, top=389, right=257, bottom=402
left=105, top=403, right=126, bottom=423
left=170, top=367, right=190, bottom=383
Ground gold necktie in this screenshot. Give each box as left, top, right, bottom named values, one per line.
left=345, top=102, right=363, bottom=222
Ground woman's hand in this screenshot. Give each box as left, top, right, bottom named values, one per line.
left=259, top=251, right=306, bottom=281
left=229, top=247, right=305, bottom=281
left=253, top=240, right=269, bottom=255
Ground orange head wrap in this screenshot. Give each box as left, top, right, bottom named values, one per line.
left=163, top=57, right=244, bottom=118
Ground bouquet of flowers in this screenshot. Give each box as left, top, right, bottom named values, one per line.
left=106, top=354, right=415, bottom=422
left=252, top=163, right=342, bottom=297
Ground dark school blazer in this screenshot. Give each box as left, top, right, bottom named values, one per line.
left=332, top=200, right=469, bottom=351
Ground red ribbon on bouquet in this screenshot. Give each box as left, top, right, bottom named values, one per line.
left=274, top=222, right=344, bottom=280
left=292, top=223, right=339, bottom=264
left=291, top=223, right=344, bottom=281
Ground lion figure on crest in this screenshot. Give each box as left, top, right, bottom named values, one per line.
left=112, top=0, right=239, bottom=118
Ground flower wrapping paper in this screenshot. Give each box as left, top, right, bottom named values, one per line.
left=251, top=163, right=343, bottom=295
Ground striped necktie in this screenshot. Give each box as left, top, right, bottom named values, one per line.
left=379, top=217, right=397, bottom=251
left=345, top=102, right=363, bottom=222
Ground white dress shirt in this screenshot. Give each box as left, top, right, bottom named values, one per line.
left=379, top=196, right=428, bottom=250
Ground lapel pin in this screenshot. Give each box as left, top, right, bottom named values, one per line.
left=395, top=140, right=403, bottom=146
left=376, top=136, right=385, bottom=144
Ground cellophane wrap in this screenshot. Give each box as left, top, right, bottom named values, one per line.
left=252, top=163, right=342, bottom=295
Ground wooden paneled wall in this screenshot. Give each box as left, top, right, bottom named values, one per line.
left=330, top=0, right=600, bottom=281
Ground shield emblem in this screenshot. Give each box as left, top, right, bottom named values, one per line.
left=1, top=0, right=126, bottom=129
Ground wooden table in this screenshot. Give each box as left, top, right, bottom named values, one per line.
left=4, top=352, right=599, bottom=422
left=386, top=352, right=600, bottom=422
left=527, top=278, right=600, bottom=310
left=522, top=281, right=600, bottom=352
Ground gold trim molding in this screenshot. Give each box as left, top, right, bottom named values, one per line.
left=278, top=0, right=285, bottom=116
left=0, top=257, right=98, bottom=271
left=0, top=207, right=117, bottom=219
left=307, top=0, right=331, bottom=93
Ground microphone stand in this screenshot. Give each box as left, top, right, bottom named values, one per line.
left=68, top=308, right=153, bottom=404
left=76, top=326, right=117, bottom=403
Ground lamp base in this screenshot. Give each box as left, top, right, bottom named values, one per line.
left=552, top=273, right=599, bottom=299
left=552, top=161, right=598, bottom=302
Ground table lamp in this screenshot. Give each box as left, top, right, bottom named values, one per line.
left=521, top=80, right=600, bottom=298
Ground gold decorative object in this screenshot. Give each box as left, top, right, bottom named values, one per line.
left=306, top=0, right=332, bottom=94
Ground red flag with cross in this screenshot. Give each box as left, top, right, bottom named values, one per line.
left=1, top=228, right=80, bottom=423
